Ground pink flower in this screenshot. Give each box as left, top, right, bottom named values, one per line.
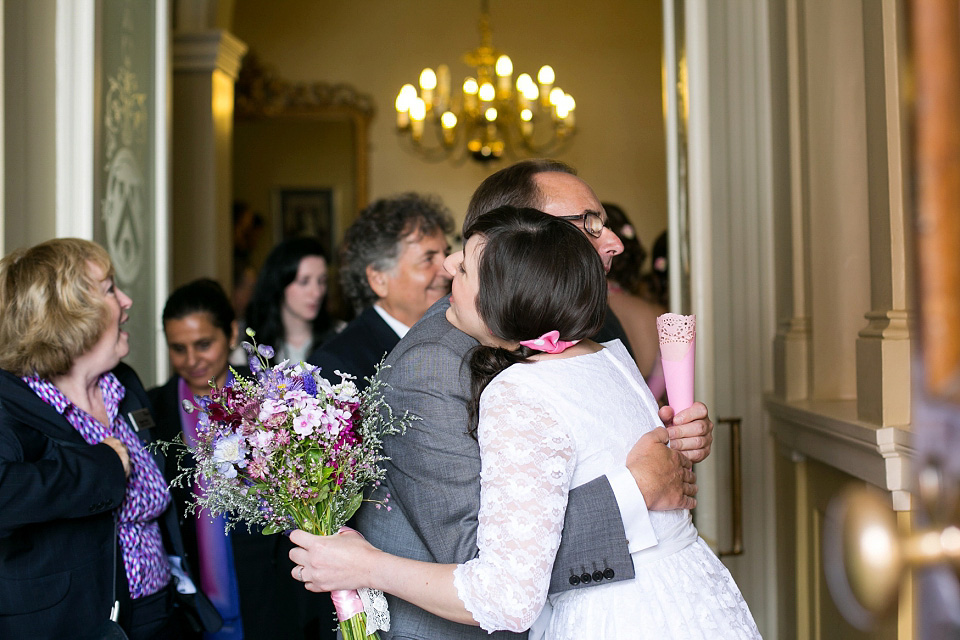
left=258, top=397, right=288, bottom=428
left=284, top=389, right=310, bottom=409
left=249, top=430, right=274, bottom=452
left=247, top=456, right=269, bottom=480
left=293, top=406, right=323, bottom=436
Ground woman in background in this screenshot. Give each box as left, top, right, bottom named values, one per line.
left=152, top=278, right=335, bottom=639
left=642, top=230, right=670, bottom=309
left=602, top=203, right=667, bottom=400
left=242, top=237, right=340, bottom=364
left=0, top=239, right=217, bottom=639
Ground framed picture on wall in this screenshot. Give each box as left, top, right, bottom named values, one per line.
left=272, top=187, right=335, bottom=257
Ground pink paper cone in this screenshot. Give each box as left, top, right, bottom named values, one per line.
left=657, top=314, right=696, bottom=412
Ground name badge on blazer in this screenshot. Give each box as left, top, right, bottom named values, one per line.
left=127, top=408, right=156, bottom=433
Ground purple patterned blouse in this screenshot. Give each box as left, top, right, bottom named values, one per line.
left=23, top=372, right=172, bottom=598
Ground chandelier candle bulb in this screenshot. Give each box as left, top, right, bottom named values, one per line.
left=441, top=111, right=458, bottom=145
left=419, top=68, right=437, bottom=111
left=410, top=97, right=426, bottom=140
left=395, top=84, right=417, bottom=128
left=538, top=65, right=555, bottom=107
left=395, top=102, right=409, bottom=129
left=463, top=77, right=479, bottom=112
left=516, top=73, right=533, bottom=110
left=478, top=81, right=496, bottom=104
left=496, top=55, right=513, bottom=95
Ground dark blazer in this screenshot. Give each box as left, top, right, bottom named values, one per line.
left=308, top=306, right=401, bottom=390
left=0, top=363, right=219, bottom=639
left=597, top=304, right=634, bottom=356
left=150, top=371, right=335, bottom=640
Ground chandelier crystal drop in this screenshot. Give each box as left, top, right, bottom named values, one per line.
left=395, top=0, right=576, bottom=163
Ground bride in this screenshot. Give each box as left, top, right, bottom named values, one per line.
left=289, top=206, right=760, bottom=639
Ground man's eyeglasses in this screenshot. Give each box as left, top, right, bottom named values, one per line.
left=557, top=212, right=606, bottom=238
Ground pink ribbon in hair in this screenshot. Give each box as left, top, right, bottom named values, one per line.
left=519, top=330, right=580, bottom=354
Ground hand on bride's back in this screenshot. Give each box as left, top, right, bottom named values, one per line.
left=288, top=527, right=375, bottom=593
left=626, top=427, right=697, bottom=511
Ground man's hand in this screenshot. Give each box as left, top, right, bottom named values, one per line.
left=626, top=427, right=697, bottom=511
left=659, top=402, right=713, bottom=463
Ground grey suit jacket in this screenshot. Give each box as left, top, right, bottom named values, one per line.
left=355, top=299, right=635, bottom=640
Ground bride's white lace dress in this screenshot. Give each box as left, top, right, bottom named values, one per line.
left=452, top=340, right=761, bottom=639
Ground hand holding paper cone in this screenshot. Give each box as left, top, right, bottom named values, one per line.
left=657, top=313, right=696, bottom=412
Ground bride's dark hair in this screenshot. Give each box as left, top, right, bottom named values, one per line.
left=465, top=206, right=607, bottom=433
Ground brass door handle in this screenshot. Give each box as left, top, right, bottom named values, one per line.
left=824, top=465, right=960, bottom=629
left=717, top=416, right=744, bottom=557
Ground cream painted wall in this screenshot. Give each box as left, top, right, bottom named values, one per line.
left=3, top=0, right=57, bottom=250
left=230, top=0, right=667, bottom=253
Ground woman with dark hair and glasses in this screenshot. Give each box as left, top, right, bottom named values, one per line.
left=242, top=236, right=341, bottom=365
left=289, top=207, right=759, bottom=639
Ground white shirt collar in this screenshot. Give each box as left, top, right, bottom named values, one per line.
left=373, top=303, right=409, bottom=338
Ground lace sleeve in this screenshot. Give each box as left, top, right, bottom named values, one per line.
left=452, top=378, right=576, bottom=633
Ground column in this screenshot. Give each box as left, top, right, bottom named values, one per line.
left=854, top=0, right=911, bottom=426
left=171, top=28, right=246, bottom=287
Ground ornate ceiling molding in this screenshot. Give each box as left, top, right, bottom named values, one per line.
left=235, top=51, right=375, bottom=120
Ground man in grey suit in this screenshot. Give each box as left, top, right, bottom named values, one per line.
left=302, top=160, right=713, bottom=638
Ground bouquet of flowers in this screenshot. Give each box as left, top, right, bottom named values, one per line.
left=170, top=330, right=411, bottom=639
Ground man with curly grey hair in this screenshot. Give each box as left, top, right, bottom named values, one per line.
left=308, top=192, right=453, bottom=388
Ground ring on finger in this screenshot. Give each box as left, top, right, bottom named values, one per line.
left=298, top=565, right=304, bottom=581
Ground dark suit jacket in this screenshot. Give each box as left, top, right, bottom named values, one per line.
left=308, top=306, right=401, bottom=390
left=149, top=371, right=335, bottom=640
left=0, top=363, right=218, bottom=639
left=597, top=305, right=634, bottom=355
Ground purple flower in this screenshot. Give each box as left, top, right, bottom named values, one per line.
left=302, top=374, right=317, bottom=397
left=212, top=432, right=248, bottom=479
left=257, top=344, right=275, bottom=359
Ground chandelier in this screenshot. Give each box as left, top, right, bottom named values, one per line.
left=394, top=0, right=576, bottom=163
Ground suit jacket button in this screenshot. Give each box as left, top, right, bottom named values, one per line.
left=568, top=575, right=580, bottom=586
left=603, top=568, right=615, bottom=580
left=580, top=572, right=592, bottom=584
left=592, top=570, right=603, bottom=582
